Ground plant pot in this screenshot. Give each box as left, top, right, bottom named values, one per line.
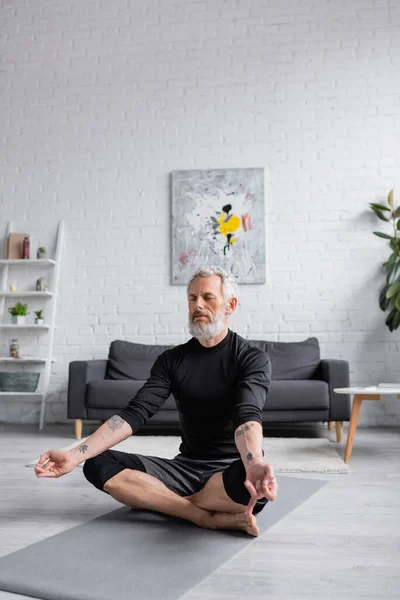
left=37, top=250, right=46, bottom=259
left=35, top=319, right=44, bottom=325
left=11, top=316, right=26, bottom=325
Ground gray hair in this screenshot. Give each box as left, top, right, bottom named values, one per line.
left=186, top=265, right=239, bottom=302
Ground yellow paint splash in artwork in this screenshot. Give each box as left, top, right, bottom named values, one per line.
left=218, top=214, right=241, bottom=237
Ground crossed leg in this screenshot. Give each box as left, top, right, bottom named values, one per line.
left=185, top=471, right=261, bottom=536
left=103, top=469, right=259, bottom=536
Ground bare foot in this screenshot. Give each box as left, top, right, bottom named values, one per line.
left=210, top=511, right=260, bottom=537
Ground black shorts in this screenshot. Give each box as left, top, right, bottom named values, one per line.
left=83, top=450, right=268, bottom=515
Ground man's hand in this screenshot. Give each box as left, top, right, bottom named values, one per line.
left=34, top=449, right=79, bottom=479
left=244, top=463, right=278, bottom=514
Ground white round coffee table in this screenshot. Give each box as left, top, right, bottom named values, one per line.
left=334, top=386, right=400, bottom=463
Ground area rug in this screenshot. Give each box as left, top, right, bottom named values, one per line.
left=0, top=476, right=327, bottom=600
left=27, top=436, right=349, bottom=473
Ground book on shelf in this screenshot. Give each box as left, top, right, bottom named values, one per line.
left=4, top=233, right=30, bottom=259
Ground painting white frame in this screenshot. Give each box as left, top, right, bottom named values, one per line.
left=171, top=168, right=266, bottom=284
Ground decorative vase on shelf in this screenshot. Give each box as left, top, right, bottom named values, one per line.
left=36, top=277, right=48, bottom=292
left=22, top=236, right=30, bottom=259
left=9, top=339, right=20, bottom=358
left=8, top=302, right=28, bottom=324
left=11, top=316, right=26, bottom=325
left=34, top=310, right=44, bottom=325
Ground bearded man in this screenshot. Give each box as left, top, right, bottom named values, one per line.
left=35, top=266, right=277, bottom=537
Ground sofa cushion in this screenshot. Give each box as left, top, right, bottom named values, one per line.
left=249, top=337, right=320, bottom=380
left=87, top=380, right=177, bottom=410
left=106, top=340, right=174, bottom=380
left=262, top=380, right=329, bottom=411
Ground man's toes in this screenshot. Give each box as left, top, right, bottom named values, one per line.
left=245, top=514, right=260, bottom=537
left=247, top=524, right=259, bottom=537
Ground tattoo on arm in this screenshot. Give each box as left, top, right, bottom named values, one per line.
left=235, top=423, right=254, bottom=439
left=107, top=415, right=125, bottom=432
left=78, top=444, right=88, bottom=454
left=235, top=423, right=263, bottom=463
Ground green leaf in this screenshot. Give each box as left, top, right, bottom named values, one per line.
left=391, top=309, right=400, bottom=331
left=385, top=308, right=397, bottom=331
left=397, top=220, right=400, bottom=230
left=370, top=203, right=391, bottom=212
left=384, top=260, right=396, bottom=268
left=373, top=231, right=392, bottom=240
left=388, top=190, right=394, bottom=208
left=395, top=295, right=400, bottom=311
left=386, top=282, right=400, bottom=298
left=386, top=262, right=398, bottom=283
left=379, top=285, right=391, bottom=311
left=390, top=239, right=399, bottom=252
left=371, top=207, right=390, bottom=222
left=385, top=308, right=400, bottom=332
left=383, top=253, right=397, bottom=267
left=396, top=206, right=400, bottom=218
left=393, top=263, right=400, bottom=281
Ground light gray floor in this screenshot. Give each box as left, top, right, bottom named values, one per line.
left=1, top=422, right=400, bottom=600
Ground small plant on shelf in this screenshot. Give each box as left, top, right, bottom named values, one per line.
left=34, top=309, right=44, bottom=325
left=8, top=302, right=29, bottom=325
left=37, top=246, right=47, bottom=259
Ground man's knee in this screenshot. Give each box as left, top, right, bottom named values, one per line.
left=83, top=451, right=146, bottom=493
left=222, top=460, right=269, bottom=513
left=82, top=454, right=108, bottom=490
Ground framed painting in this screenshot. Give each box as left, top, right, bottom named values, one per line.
left=172, top=167, right=265, bottom=284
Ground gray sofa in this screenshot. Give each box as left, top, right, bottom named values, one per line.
left=68, top=336, right=350, bottom=440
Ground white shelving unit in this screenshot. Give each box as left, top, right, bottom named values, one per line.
left=0, top=221, right=64, bottom=429
left=0, top=358, right=48, bottom=363
left=0, top=292, right=54, bottom=298
left=0, top=324, right=51, bottom=330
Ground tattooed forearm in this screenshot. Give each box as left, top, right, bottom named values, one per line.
left=235, top=422, right=264, bottom=467
left=107, top=415, right=126, bottom=432
left=235, top=423, right=254, bottom=438
left=78, top=444, right=88, bottom=454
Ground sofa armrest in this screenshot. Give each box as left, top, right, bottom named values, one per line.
left=67, top=360, right=108, bottom=419
left=319, top=359, right=351, bottom=421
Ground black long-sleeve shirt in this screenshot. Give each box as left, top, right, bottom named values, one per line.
left=118, top=329, right=271, bottom=459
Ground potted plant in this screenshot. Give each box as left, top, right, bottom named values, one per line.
left=370, top=189, right=400, bottom=331
left=8, top=302, right=29, bottom=325
left=37, top=246, right=46, bottom=259
left=34, top=309, right=44, bottom=325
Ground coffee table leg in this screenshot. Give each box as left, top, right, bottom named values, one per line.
left=344, top=395, right=363, bottom=463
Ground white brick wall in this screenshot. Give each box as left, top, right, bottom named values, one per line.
left=1, top=0, right=400, bottom=427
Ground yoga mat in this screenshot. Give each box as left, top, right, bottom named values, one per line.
left=0, top=476, right=327, bottom=600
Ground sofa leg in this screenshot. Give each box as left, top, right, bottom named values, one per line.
left=327, top=421, right=334, bottom=431
left=75, top=419, right=83, bottom=440
left=335, top=421, right=343, bottom=443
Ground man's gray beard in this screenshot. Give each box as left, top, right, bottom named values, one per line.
left=188, top=313, right=226, bottom=340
